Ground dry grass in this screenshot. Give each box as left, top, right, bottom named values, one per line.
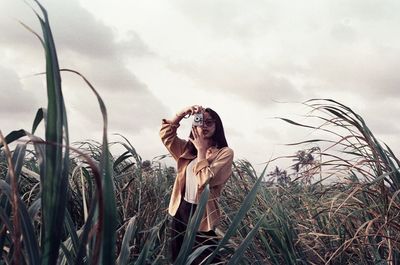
left=1, top=1, right=399, bottom=264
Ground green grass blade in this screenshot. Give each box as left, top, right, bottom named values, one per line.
left=227, top=215, right=265, bottom=265
left=0, top=180, right=40, bottom=264
left=186, top=244, right=217, bottom=264
left=28, top=198, right=41, bottom=220
left=64, top=210, right=80, bottom=260
left=0, top=130, right=27, bottom=148
left=174, top=185, right=210, bottom=264
left=27, top=2, right=70, bottom=264
left=116, top=216, right=137, bottom=265
left=204, top=166, right=266, bottom=265
left=60, top=242, right=75, bottom=265
left=114, top=134, right=142, bottom=165
left=0, top=131, right=23, bottom=263
left=6, top=144, right=26, bottom=183
left=113, top=150, right=132, bottom=171
left=74, top=194, right=98, bottom=265
left=258, top=229, right=280, bottom=264
left=60, top=68, right=117, bottom=265
left=134, top=227, right=158, bottom=265
left=0, top=201, right=12, bottom=263
left=32, top=108, right=46, bottom=134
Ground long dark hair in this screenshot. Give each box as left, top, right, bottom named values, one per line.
left=188, top=108, right=228, bottom=156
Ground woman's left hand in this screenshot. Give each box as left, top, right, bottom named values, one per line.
left=189, top=127, right=208, bottom=158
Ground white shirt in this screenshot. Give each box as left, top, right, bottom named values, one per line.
left=184, top=159, right=198, bottom=204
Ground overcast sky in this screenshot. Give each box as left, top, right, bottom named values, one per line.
left=1, top=0, right=400, bottom=172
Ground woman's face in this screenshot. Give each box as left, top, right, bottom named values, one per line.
left=196, top=111, right=216, bottom=139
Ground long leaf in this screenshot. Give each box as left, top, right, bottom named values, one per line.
left=204, top=165, right=266, bottom=265
left=227, top=215, right=265, bottom=264
left=0, top=130, right=27, bottom=148
left=60, top=68, right=117, bottom=265
left=174, top=185, right=210, bottom=264
left=32, top=107, right=46, bottom=134
left=64, top=210, right=80, bottom=261
left=0, top=180, right=40, bottom=264
left=134, top=227, right=158, bottom=265
left=0, top=132, right=23, bottom=263
left=29, top=1, right=70, bottom=264
left=116, top=216, right=137, bottom=265
left=0, top=142, right=28, bottom=252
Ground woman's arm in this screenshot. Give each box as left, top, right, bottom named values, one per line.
left=159, top=105, right=203, bottom=160
left=165, top=105, right=204, bottom=125
left=193, top=147, right=234, bottom=188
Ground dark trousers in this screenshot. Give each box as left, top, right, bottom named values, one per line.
left=170, top=199, right=221, bottom=264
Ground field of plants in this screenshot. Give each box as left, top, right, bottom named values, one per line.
left=1, top=1, right=399, bottom=264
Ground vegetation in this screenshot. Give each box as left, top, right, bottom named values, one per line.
left=1, top=1, right=399, bottom=264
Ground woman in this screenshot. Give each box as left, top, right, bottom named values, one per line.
left=160, top=105, right=234, bottom=264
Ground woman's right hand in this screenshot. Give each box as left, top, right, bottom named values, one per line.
left=170, top=105, right=203, bottom=125
left=178, top=105, right=204, bottom=118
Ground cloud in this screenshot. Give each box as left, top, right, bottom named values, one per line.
left=166, top=0, right=400, bottom=102
left=0, top=65, right=40, bottom=135
left=0, top=0, right=168, bottom=139
left=330, top=21, right=358, bottom=43
left=305, top=47, right=400, bottom=100
left=328, top=0, right=400, bottom=22
left=118, top=31, right=155, bottom=58
left=173, top=0, right=279, bottom=40
left=361, top=99, right=400, bottom=136
left=168, top=59, right=302, bottom=107
left=1, top=0, right=399, bottom=163
left=0, top=66, right=37, bottom=115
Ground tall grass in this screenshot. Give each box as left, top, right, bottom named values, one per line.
left=1, top=1, right=400, bottom=264
left=0, top=1, right=264, bottom=264
left=254, top=99, right=400, bottom=264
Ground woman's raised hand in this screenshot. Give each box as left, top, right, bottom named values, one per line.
left=179, top=105, right=204, bottom=117
left=171, top=105, right=203, bottom=125
left=189, top=126, right=208, bottom=156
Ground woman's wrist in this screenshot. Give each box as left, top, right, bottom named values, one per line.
left=171, top=106, right=198, bottom=125
left=197, top=149, right=206, bottom=160
left=171, top=110, right=187, bottom=125
left=175, top=111, right=186, bottom=119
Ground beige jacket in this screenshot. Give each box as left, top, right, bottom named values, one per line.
left=160, top=119, right=234, bottom=232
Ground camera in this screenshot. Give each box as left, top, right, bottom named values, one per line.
left=192, top=113, right=203, bottom=126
